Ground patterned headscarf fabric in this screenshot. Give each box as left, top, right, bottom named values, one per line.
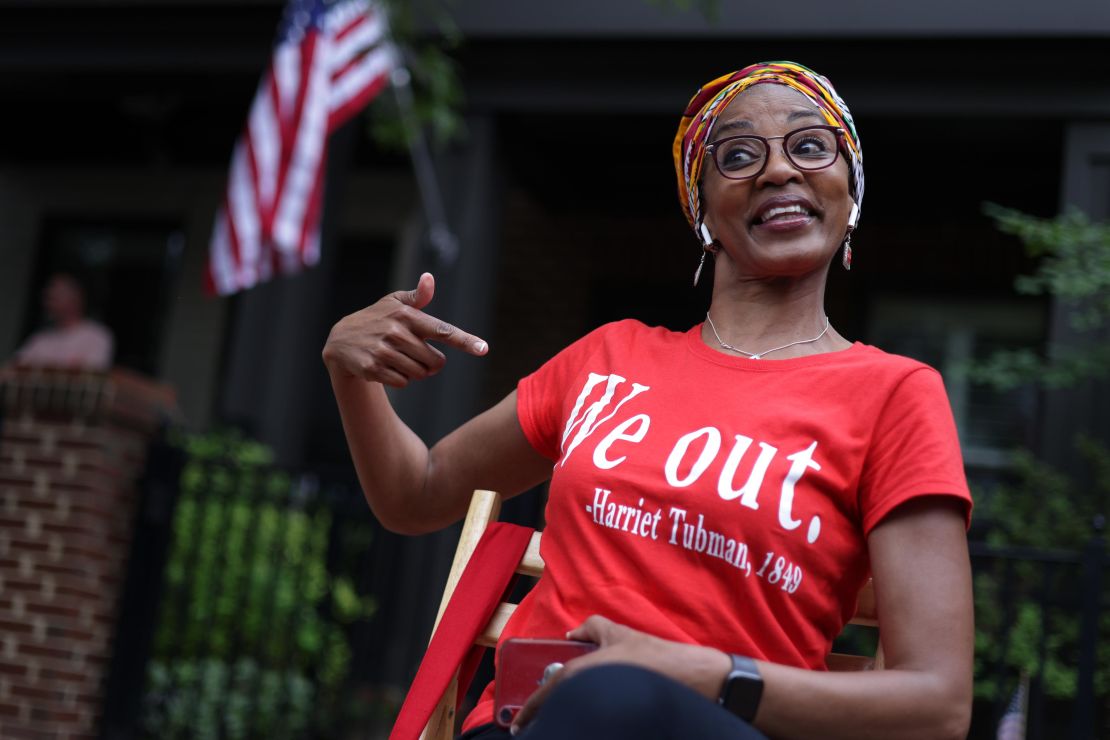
left=672, top=61, right=864, bottom=236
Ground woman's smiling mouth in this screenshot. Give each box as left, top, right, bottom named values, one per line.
left=752, top=196, right=819, bottom=231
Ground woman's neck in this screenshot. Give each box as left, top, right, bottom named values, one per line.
left=702, top=276, right=850, bottom=360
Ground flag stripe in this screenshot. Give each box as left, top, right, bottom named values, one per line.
left=273, top=47, right=329, bottom=252
left=270, top=32, right=319, bottom=246
left=329, top=46, right=393, bottom=130
left=248, top=86, right=279, bottom=208
left=332, top=11, right=384, bottom=61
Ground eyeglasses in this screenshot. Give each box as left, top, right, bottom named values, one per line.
left=705, top=125, right=844, bottom=181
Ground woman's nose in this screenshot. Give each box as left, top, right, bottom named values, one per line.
left=758, top=143, right=802, bottom=185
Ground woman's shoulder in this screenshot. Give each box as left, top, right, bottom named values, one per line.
left=534, top=320, right=687, bottom=373
left=849, top=343, right=942, bottom=378
left=841, top=344, right=955, bottom=408
left=577, top=319, right=687, bottom=347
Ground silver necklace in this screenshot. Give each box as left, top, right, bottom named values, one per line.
left=705, top=312, right=830, bottom=360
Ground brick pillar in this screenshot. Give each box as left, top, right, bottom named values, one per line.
left=0, top=368, right=176, bottom=739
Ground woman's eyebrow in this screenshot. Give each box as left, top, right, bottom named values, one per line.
left=714, top=119, right=753, bottom=136
left=713, top=109, right=823, bottom=138
left=788, top=109, right=823, bottom=122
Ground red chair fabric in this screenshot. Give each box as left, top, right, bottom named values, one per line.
left=390, top=522, right=535, bottom=740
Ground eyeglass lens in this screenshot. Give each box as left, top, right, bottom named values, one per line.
left=715, top=127, right=839, bottom=178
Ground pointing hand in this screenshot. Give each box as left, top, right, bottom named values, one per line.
left=322, top=272, right=488, bottom=388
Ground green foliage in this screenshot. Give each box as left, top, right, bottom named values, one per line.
left=970, top=445, right=1109, bottom=701
left=985, top=205, right=1110, bottom=321
left=967, top=206, right=1110, bottom=391
left=978, top=448, right=1106, bottom=549
left=144, top=659, right=314, bottom=740
left=366, top=0, right=465, bottom=150
left=171, top=426, right=274, bottom=467
left=969, top=206, right=1110, bottom=719
left=964, top=344, right=1110, bottom=392
left=143, top=430, right=378, bottom=737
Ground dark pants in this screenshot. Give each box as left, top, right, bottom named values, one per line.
left=459, top=664, right=767, bottom=740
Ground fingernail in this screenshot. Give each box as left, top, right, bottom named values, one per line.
left=565, top=631, right=572, bottom=639
left=474, top=340, right=488, bottom=354
left=510, top=724, right=519, bottom=736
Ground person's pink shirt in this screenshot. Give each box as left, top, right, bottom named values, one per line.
left=16, top=320, right=114, bottom=370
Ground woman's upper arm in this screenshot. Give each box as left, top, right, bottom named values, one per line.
left=420, top=389, right=554, bottom=527
left=867, top=496, right=974, bottom=701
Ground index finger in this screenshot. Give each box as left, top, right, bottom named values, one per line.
left=409, top=310, right=489, bottom=356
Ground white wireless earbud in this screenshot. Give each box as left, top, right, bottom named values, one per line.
left=847, top=202, right=860, bottom=230
left=699, top=222, right=715, bottom=247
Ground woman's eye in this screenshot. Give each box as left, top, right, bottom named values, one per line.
left=790, top=134, right=834, bottom=159
left=718, top=141, right=763, bottom=170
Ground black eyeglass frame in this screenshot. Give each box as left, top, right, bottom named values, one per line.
left=705, top=124, right=846, bottom=181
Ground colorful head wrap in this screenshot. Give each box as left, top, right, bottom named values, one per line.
left=672, top=61, right=864, bottom=237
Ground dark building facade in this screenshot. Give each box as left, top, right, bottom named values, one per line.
left=1, top=0, right=1109, bottom=727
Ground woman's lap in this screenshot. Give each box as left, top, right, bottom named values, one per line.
left=457, top=664, right=766, bottom=740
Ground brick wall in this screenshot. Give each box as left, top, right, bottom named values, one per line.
left=0, top=368, right=175, bottom=739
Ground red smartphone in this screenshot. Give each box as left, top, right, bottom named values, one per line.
left=493, top=638, right=598, bottom=728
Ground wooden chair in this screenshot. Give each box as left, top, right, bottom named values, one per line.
left=419, top=489, right=883, bottom=740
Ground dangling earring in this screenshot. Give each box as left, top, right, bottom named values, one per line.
left=693, top=251, right=707, bottom=287
left=694, top=222, right=718, bottom=287
left=842, top=201, right=859, bottom=271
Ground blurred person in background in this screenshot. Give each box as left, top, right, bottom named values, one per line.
left=11, top=273, right=114, bottom=370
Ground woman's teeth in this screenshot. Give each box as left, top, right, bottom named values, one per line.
left=760, top=205, right=811, bottom=223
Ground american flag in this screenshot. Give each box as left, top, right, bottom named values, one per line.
left=996, top=672, right=1029, bottom=740
left=207, top=0, right=395, bottom=295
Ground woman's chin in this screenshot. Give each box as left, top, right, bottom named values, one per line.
left=739, top=238, right=836, bottom=274
left=749, top=250, right=836, bottom=280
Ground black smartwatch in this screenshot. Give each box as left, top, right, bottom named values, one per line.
left=718, top=653, right=764, bottom=722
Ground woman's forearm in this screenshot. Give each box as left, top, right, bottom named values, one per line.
left=670, top=647, right=969, bottom=740
left=328, top=367, right=552, bottom=534
left=328, top=369, right=437, bottom=533
left=518, top=617, right=969, bottom=740
left=753, top=662, right=970, bottom=740
left=322, top=273, right=505, bottom=533
left=755, top=500, right=973, bottom=739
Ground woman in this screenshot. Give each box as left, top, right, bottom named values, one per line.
left=324, top=62, right=974, bottom=739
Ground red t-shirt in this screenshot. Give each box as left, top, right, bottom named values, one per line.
left=463, top=320, right=971, bottom=731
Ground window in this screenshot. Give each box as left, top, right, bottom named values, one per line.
left=867, top=296, right=1046, bottom=471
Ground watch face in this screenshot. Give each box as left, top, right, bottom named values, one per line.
left=722, top=656, right=763, bottom=722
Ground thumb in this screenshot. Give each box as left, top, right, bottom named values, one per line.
left=397, top=272, right=435, bottom=310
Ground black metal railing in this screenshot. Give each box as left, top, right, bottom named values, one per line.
left=102, top=448, right=409, bottom=740
left=969, top=530, right=1108, bottom=739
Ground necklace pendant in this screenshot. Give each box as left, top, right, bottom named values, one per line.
left=750, top=354, right=762, bottom=360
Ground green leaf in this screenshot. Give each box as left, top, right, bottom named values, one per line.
left=968, top=205, right=1110, bottom=390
